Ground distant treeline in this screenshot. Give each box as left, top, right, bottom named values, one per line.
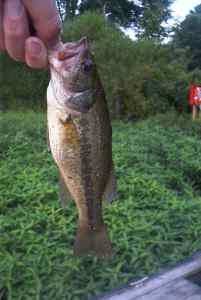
left=1, top=12, right=201, bottom=118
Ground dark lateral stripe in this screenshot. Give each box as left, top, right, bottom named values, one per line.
left=79, top=117, right=96, bottom=229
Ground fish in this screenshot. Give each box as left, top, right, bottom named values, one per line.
left=47, top=37, right=117, bottom=257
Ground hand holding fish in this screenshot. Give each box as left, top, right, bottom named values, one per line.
left=0, top=0, right=61, bottom=68
left=1, top=0, right=118, bottom=257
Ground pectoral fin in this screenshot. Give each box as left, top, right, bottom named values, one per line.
left=103, top=164, right=118, bottom=203
left=58, top=172, right=73, bottom=208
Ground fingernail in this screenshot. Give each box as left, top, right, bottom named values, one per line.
left=30, top=42, right=42, bottom=56
left=5, top=0, right=24, bottom=17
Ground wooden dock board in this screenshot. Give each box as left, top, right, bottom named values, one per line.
left=94, top=251, right=201, bottom=300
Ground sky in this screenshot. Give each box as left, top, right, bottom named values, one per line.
left=171, top=0, right=201, bottom=22
left=126, top=0, right=201, bottom=39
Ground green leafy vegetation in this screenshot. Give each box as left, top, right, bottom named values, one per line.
left=1, top=111, right=201, bottom=299
left=56, top=0, right=173, bottom=38
left=0, top=53, right=48, bottom=112
left=173, top=4, right=201, bottom=70
left=0, top=12, right=193, bottom=117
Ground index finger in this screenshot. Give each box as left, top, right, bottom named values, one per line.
left=22, top=0, right=61, bottom=47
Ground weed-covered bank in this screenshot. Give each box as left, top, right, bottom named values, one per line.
left=1, top=112, right=201, bottom=299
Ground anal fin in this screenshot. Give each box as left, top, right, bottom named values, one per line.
left=102, top=163, right=118, bottom=203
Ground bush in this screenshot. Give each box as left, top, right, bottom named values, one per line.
left=0, top=53, right=48, bottom=111
left=0, top=12, right=194, bottom=117
left=63, top=12, right=193, bottom=118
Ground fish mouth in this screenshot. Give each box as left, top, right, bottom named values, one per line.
left=49, top=38, right=95, bottom=115
left=58, top=37, right=88, bottom=61
left=49, top=37, right=89, bottom=73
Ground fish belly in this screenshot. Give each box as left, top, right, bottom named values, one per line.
left=48, top=101, right=111, bottom=212
left=48, top=99, right=113, bottom=257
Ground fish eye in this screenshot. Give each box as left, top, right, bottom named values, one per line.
left=81, top=59, right=94, bottom=73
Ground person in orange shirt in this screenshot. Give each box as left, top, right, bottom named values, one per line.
left=189, top=84, right=201, bottom=120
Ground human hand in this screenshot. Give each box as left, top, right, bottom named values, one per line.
left=0, top=0, right=61, bottom=68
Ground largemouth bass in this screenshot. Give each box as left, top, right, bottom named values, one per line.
left=47, top=38, right=117, bottom=257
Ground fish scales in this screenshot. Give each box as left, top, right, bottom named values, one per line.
left=47, top=38, right=116, bottom=257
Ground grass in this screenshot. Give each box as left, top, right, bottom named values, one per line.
left=1, top=111, right=201, bottom=299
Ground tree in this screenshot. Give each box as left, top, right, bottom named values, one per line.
left=62, top=12, right=191, bottom=117
left=173, top=4, right=201, bottom=70
left=79, top=0, right=174, bottom=38
left=57, top=0, right=174, bottom=39
left=137, top=0, right=174, bottom=39
left=79, top=0, right=141, bottom=28
left=56, top=0, right=79, bottom=21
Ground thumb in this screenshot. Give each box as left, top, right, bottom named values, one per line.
left=25, top=37, right=48, bottom=69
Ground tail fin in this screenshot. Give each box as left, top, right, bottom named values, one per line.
left=74, top=224, right=113, bottom=258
